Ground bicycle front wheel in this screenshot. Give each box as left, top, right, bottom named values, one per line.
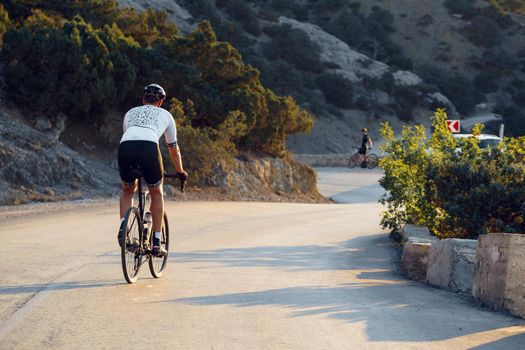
left=149, top=213, right=170, bottom=278
left=366, top=154, right=379, bottom=169
left=121, top=207, right=143, bottom=284
left=349, top=153, right=359, bottom=168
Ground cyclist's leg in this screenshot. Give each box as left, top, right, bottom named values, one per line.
left=148, top=184, right=164, bottom=233
left=120, top=181, right=137, bottom=218
left=142, top=142, right=165, bottom=236
left=118, top=141, right=139, bottom=219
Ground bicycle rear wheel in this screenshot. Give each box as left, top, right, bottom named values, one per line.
left=348, top=153, right=359, bottom=168
left=366, top=154, right=379, bottom=169
left=121, top=207, right=143, bottom=284
left=149, top=213, right=170, bottom=278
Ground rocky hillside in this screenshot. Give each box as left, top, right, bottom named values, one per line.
left=118, top=0, right=525, bottom=153
left=0, top=106, right=324, bottom=205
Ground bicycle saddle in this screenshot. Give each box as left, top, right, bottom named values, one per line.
left=128, top=165, right=144, bottom=180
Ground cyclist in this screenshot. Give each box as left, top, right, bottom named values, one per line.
left=117, top=84, right=188, bottom=257
left=358, top=128, right=373, bottom=168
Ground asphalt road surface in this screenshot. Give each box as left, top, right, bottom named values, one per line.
left=0, top=168, right=524, bottom=349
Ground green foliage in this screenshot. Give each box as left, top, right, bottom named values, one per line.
left=418, top=66, right=484, bottom=114
left=0, top=4, right=10, bottom=45
left=473, top=71, right=500, bottom=93
left=1, top=13, right=135, bottom=122
left=263, top=24, right=323, bottom=73
left=316, top=73, right=354, bottom=109
left=380, top=109, right=525, bottom=238
left=490, top=0, right=525, bottom=14
left=0, top=0, right=314, bottom=184
left=464, top=16, right=502, bottom=47
left=443, top=0, right=477, bottom=16
left=225, top=0, right=261, bottom=36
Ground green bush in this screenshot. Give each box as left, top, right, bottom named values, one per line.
left=380, top=109, right=525, bottom=238
left=464, top=16, right=502, bottom=47
left=0, top=4, right=10, bottom=45
left=225, top=0, right=261, bottom=36
left=315, top=73, right=354, bottom=109
left=0, top=2, right=314, bottom=183
left=418, top=66, right=483, bottom=114
left=263, top=24, right=323, bottom=73
left=444, top=0, right=477, bottom=16
left=1, top=13, right=135, bottom=122
left=473, top=71, right=500, bottom=93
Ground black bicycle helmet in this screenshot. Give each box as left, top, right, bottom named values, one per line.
left=143, top=83, right=166, bottom=101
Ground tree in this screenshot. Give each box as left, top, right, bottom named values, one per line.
left=263, top=24, right=323, bottom=73
left=316, top=73, right=354, bottom=109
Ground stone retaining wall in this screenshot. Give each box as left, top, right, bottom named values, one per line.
left=292, top=154, right=351, bottom=167
left=427, top=239, right=477, bottom=293
left=472, top=233, right=525, bottom=318
left=401, top=242, right=431, bottom=282
left=398, top=226, right=525, bottom=319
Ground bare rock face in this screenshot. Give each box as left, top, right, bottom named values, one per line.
left=116, top=0, right=194, bottom=32
left=279, top=17, right=389, bottom=83
left=207, top=155, right=326, bottom=202
left=0, top=109, right=119, bottom=205
left=472, top=233, right=525, bottom=318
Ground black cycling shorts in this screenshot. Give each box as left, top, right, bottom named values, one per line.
left=118, top=140, right=164, bottom=187
left=358, top=147, right=367, bottom=155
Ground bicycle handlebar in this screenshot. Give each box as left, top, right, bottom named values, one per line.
left=164, top=173, right=187, bottom=193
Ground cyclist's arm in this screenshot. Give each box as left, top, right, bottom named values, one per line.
left=168, top=144, right=184, bottom=173
left=164, top=113, right=185, bottom=174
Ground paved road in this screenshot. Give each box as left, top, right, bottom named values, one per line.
left=0, top=168, right=524, bottom=349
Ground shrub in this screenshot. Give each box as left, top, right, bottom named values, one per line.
left=315, top=73, right=354, bottom=109
left=418, top=66, right=483, bottom=114
left=443, top=0, right=477, bottom=17
left=0, top=3, right=314, bottom=166
left=263, top=24, right=323, bottom=73
left=464, top=16, right=502, bottom=47
left=473, top=71, right=500, bottom=93
left=0, top=4, right=10, bottom=45
left=1, top=13, right=135, bottom=122
left=225, top=0, right=261, bottom=36
left=380, top=109, right=525, bottom=238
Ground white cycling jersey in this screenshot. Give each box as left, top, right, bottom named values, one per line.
left=120, top=105, right=177, bottom=145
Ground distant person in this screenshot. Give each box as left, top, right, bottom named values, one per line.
left=117, top=84, right=188, bottom=257
left=359, top=128, right=373, bottom=168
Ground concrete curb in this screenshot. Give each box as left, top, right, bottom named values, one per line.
left=427, top=239, right=477, bottom=293
left=472, top=233, right=525, bottom=318
left=401, top=242, right=431, bottom=282
left=400, top=225, right=439, bottom=244
left=397, top=225, right=525, bottom=319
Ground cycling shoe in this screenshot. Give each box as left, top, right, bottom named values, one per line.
left=152, top=246, right=167, bottom=257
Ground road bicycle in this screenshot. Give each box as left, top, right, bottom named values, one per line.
left=120, top=167, right=186, bottom=284
left=348, top=147, right=379, bottom=169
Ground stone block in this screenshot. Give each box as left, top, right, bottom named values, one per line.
left=401, top=242, right=431, bottom=282
left=401, top=224, right=439, bottom=244
left=427, top=239, right=477, bottom=293
left=472, top=233, right=525, bottom=318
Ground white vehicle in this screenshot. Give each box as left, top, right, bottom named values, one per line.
left=453, top=133, right=502, bottom=149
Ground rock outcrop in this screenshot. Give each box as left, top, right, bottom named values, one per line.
left=0, top=108, right=120, bottom=205
left=116, top=0, right=194, bottom=32
left=0, top=107, right=325, bottom=205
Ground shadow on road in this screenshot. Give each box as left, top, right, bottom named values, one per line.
left=169, top=235, right=524, bottom=345
left=329, top=183, right=384, bottom=204
left=470, top=333, right=525, bottom=350
left=174, top=234, right=397, bottom=273
left=0, top=279, right=122, bottom=295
